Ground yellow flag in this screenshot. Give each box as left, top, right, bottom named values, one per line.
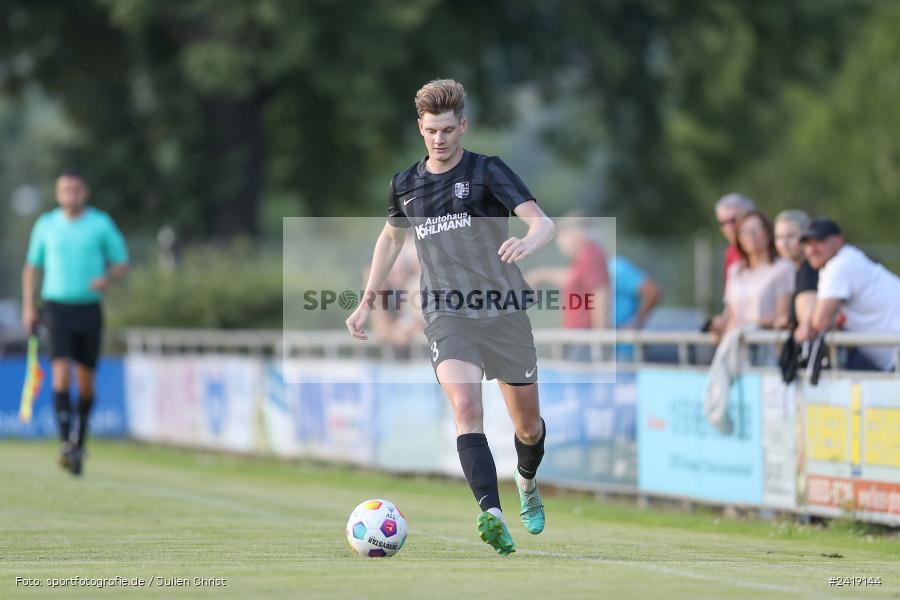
left=18, top=335, right=44, bottom=424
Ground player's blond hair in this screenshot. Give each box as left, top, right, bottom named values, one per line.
left=414, top=79, right=466, bottom=119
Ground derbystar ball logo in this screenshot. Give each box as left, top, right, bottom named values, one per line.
left=415, top=212, right=471, bottom=239
left=367, top=537, right=399, bottom=550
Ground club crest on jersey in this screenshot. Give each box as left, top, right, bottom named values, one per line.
left=454, top=181, right=470, bottom=199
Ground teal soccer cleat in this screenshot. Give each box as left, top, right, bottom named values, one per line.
left=516, top=472, right=545, bottom=534
left=476, top=511, right=516, bottom=555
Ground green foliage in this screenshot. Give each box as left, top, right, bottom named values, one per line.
left=0, top=0, right=893, bottom=241
left=105, top=245, right=283, bottom=331
left=744, top=2, right=900, bottom=242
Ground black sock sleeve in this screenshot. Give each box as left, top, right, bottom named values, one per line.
left=457, top=433, right=501, bottom=512
left=514, top=417, right=546, bottom=479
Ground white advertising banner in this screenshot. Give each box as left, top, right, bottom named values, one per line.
left=761, top=375, right=797, bottom=509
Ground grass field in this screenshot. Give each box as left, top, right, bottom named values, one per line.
left=2, top=440, right=899, bottom=599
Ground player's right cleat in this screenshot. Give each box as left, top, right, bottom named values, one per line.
left=476, top=511, right=516, bottom=556
left=515, top=472, right=545, bottom=534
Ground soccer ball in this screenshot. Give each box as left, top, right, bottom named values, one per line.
left=346, top=499, right=408, bottom=558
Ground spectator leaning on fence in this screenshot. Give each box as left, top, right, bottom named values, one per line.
left=802, top=218, right=900, bottom=372
left=719, top=210, right=794, bottom=337
left=367, top=238, right=424, bottom=359
left=526, top=214, right=610, bottom=331
left=526, top=215, right=610, bottom=362
left=608, top=256, right=661, bottom=330
left=773, top=210, right=818, bottom=341
left=709, top=193, right=755, bottom=335
left=715, top=193, right=755, bottom=286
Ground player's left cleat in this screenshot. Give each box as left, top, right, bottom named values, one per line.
left=515, top=473, right=545, bottom=534
left=68, top=446, right=84, bottom=477
left=476, top=511, right=516, bottom=555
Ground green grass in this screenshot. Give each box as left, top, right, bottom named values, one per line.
left=2, top=440, right=899, bottom=599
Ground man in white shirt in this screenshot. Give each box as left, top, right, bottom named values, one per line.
left=803, top=218, right=900, bottom=371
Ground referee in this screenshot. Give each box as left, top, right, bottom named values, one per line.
left=346, top=80, right=556, bottom=555
left=22, top=169, right=129, bottom=476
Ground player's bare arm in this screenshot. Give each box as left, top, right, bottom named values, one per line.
left=498, top=201, right=555, bottom=264
left=345, top=222, right=407, bottom=340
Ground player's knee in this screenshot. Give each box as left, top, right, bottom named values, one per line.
left=517, top=420, right=543, bottom=445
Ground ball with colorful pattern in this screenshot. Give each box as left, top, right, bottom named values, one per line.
left=345, top=498, right=408, bottom=558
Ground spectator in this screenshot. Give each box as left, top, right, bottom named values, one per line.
left=526, top=215, right=609, bottom=360
left=716, top=193, right=755, bottom=286
left=709, top=193, right=755, bottom=334
left=802, top=218, right=900, bottom=372
left=773, top=210, right=818, bottom=340
left=527, top=215, right=609, bottom=330
left=720, top=210, right=794, bottom=337
left=608, top=255, right=662, bottom=362
left=364, top=237, right=424, bottom=359
left=609, top=256, right=661, bottom=330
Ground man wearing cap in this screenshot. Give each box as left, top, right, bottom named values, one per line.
left=802, top=217, right=900, bottom=371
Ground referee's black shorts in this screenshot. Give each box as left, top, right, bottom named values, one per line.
left=424, top=310, right=538, bottom=385
left=41, top=301, right=103, bottom=369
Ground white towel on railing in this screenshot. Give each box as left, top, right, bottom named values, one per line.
left=704, top=327, right=746, bottom=435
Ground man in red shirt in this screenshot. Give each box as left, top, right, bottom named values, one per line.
left=526, top=215, right=609, bottom=330
left=709, top=193, right=754, bottom=335
left=715, top=193, right=755, bottom=285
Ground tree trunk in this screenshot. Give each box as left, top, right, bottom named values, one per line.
left=201, top=93, right=266, bottom=239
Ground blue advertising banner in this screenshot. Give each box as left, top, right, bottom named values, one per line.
left=373, top=365, right=451, bottom=473
left=0, top=357, right=127, bottom=438
left=637, top=369, right=762, bottom=505
left=537, top=369, right=637, bottom=486
left=283, top=361, right=377, bottom=464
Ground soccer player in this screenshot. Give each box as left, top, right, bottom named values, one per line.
left=22, top=170, right=129, bottom=476
left=346, top=79, right=556, bottom=555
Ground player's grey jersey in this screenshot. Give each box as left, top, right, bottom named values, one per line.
left=388, top=150, right=536, bottom=321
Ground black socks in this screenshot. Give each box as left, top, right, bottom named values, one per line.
left=54, top=391, right=71, bottom=443
left=515, top=417, right=546, bottom=480
left=53, top=391, right=94, bottom=449
left=457, top=433, right=501, bottom=512
left=75, top=395, right=94, bottom=449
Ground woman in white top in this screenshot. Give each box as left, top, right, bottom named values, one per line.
left=721, top=210, right=795, bottom=335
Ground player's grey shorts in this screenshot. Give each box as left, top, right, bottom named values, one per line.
left=423, top=310, right=538, bottom=385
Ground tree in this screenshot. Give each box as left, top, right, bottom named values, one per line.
left=0, top=0, right=880, bottom=239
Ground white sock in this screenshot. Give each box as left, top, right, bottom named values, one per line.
left=487, top=507, right=503, bottom=521
left=516, top=471, right=537, bottom=492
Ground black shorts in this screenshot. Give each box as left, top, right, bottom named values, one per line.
left=424, top=310, right=538, bottom=385
left=42, top=301, right=103, bottom=368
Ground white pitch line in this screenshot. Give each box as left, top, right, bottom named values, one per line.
left=423, top=531, right=811, bottom=595
left=90, top=477, right=286, bottom=521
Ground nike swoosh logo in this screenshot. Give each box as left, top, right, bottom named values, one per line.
left=525, top=367, right=536, bottom=378
left=478, top=494, right=488, bottom=506
left=403, top=195, right=418, bottom=206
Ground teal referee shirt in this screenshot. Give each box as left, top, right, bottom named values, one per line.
left=26, top=207, right=129, bottom=304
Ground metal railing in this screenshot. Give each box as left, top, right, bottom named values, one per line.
left=123, top=327, right=900, bottom=373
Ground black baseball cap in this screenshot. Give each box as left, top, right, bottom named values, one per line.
left=800, top=217, right=842, bottom=242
